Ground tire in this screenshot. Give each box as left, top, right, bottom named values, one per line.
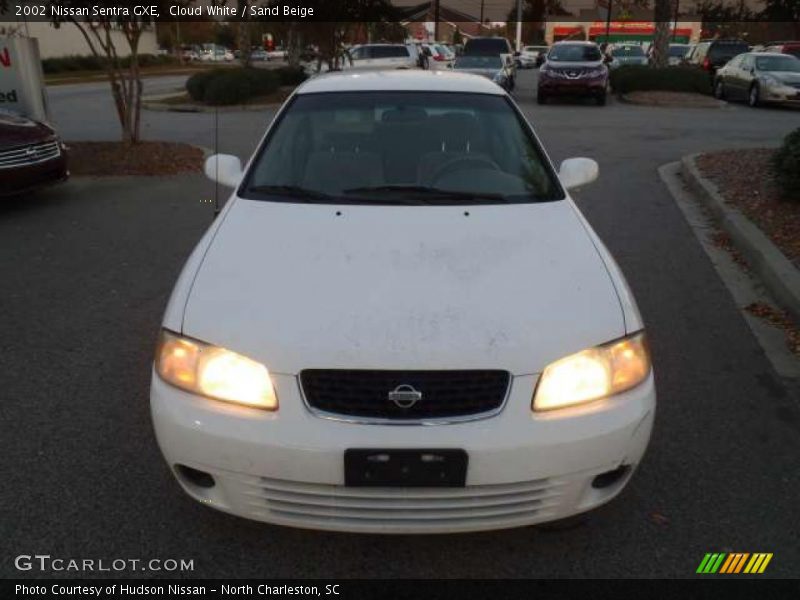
left=596, top=92, right=607, bottom=106
left=713, top=78, right=725, bottom=100
left=537, top=91, right=547, bottom=105
left=748, top=84, right=760, bottom=107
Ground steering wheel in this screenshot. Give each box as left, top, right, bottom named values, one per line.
left=429, top=156, right=501, bottom=186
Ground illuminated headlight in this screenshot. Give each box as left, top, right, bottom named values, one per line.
left=533, top=332, right=650, bottom=411
left=155, top=329, right=278, bottom=410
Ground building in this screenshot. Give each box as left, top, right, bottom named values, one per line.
left=2, top=21, right=157, bottom=59
left=397, top=1, right=491, bottom=43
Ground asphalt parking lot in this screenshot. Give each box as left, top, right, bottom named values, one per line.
left=2, top=69, right=799, bottom=578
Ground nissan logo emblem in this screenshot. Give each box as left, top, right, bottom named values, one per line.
left=387, top=384, right=422, bottom=408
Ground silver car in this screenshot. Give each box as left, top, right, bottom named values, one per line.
left=714, top=52, right=800, bottom=107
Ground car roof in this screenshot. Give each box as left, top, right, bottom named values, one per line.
left=297, top=70, right=506, bottom=95
left=749, top=51, right=797, bottom=57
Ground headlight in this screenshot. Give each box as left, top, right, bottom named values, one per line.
left=533, top=332, right=650, bottom=411
left=155, top=329, right=278, bottom=410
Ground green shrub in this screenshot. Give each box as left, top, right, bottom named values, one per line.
left=42, top=54, right=176, bottom=74
left=187, top=68, right=280, bottom=105
left=610, top=66, right=712, bottom=96
left=274, top=65, right=308, bottom=86
left=186, top=69, right=222, bottom=101
left=772, top=128, right=800, bottom=200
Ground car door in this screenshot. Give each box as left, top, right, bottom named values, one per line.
left=720, top=55, right=742, bottom=97
left=347, top=46, right=370, bottom=70
left=736, top=54, right=755, bottom=99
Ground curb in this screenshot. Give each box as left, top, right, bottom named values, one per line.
left=681, top=153, right=800, bottom=323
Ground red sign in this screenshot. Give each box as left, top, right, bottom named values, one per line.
left=0, top=48, right=11, bottom=68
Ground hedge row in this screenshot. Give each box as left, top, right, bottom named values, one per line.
left=610, top=66, right=712, bottom=96
left=772, top=128, right=800, bottom=201
left=42, top=54, right=177, bottom=74
left=186, top=66, right=306, bottom=105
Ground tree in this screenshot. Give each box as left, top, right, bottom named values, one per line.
left=650, top=0, right=672, bottom=68
left=505, top=0, right=567, bottom=44
left=759, top=0, right=800, bottom=39
left=50, top=2, right=173, bottom=143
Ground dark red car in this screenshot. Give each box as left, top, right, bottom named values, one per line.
left=537, top=41, right=609, bottom=106
left=0, top=109, right=68, bottom=197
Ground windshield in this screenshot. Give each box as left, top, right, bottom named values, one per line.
left=241, top=92, right=561, bottom=205
left=612, top=46, right=645, bottom=57
left=709, top=43, right=749, bottom=59
left=455, top=55, right=502, bottom=69
left=669, top=45, right=689, bottom=56
left=756, top=55, right=800, bottom=72
left=548, top=44, right=602, bottom=62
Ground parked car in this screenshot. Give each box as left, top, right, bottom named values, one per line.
left=538, top=41, right=609, bottom=105
left=345, top=43, right=421, bottom=71
left=200, top=49, right=234, bottom=63
left=151, top=70, right=655, bottom=534
left=685, top=39, right=750, bottom=82
left=519, top=45, right=548, bottom=68
left=422, top=43, right=454, bottom=70
left=0, top=109, right=68, bottom=197
left=452, top=54, right=514, bottom=90
left=250, top=48, right=268, bottom=62
left=658, top=43, right=691, bottom=66
left=713, top=52, right=800, bottom=107
left=606, top=44, right=648, bottom=69
left=762, top=41, right=800, bottom=60
left=266, top=47, right=288, bottom=61
left=463, top=36, right=516, bottom=84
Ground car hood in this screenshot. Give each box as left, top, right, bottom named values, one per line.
left=182, top=199, right=625, bottom=375
left=767, top=71, right=800, bottom=84
left=0, top=110, right=54, bottom=147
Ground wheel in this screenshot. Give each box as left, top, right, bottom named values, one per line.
left=713, top=78, right=725, bottom=100
left=596, top=92, right=607, bottom=106
left=537, top=90, right=547, bottom=104
left=748, top=84, right=760, bottom=107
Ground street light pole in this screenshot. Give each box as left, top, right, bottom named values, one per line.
left=515, top=0, right=522, bottom=51
left=672, top=0, right=680, bottom=42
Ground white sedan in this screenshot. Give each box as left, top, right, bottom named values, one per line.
left=151, top=70, right=655, bottom=534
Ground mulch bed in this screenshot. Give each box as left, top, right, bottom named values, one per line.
left=623, top=91, right=721, bottom=108
left=696, top=148, right=800, bottom=267
left=67, top=141, right=203, bottom=177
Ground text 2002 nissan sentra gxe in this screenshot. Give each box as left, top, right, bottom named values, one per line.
left=151, top=71, right=655, bottom=533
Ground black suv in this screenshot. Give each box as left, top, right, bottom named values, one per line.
left=686, top=39, right=750, bottom=81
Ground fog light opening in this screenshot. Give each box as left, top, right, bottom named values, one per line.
left=176, top=464, right=215, bottom=489
left=591, top=465, right=631, bottom=489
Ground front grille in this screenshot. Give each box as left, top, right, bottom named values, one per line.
left=300, top=369, right=510, bottom=421
left=242, top=475, right=565, bottom=531
left=0, top=140, right=61, bottom=169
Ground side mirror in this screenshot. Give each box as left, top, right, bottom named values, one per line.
left=559, top=158, right=599, bottom=191
left=204, top=154, right=243, bottom=188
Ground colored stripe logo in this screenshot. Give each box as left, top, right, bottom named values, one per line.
left=697, top=553, right=773, bottom=574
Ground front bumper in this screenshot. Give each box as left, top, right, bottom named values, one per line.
left=0, top=154, right=69, bottom=197
left=763, top=86, right=800, bottom=105
left=151, top=370, right=655, bottom=533
left=538, top=77, right=607, bottom=97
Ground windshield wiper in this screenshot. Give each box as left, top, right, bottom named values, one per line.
left=245, top=184, right=337, bottom=203
left=342, top=185, right=508, bottom=204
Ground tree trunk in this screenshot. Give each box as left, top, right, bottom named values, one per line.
left=651, top=0, right=672, bottom=68
left=238, top=22, right=251, bottom=67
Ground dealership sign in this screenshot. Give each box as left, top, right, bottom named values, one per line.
left=0, top=37, right=50, bottom=122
